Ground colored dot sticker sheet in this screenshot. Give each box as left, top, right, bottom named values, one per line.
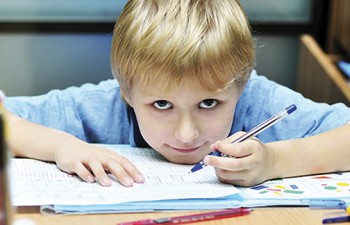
left=237, top=172, right=350, bottom=206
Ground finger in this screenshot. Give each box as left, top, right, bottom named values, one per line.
left=69, top=161, right=96, bottom=183
left=225, top=131, right=246, bottom=143
left=102, top=152, right=145, bottom=184
left=211, top=132, right=246, bottom=151
left=105, top=160, right=136, bottom=187
left=209, top=142, right=217, bottom=151
left=215, top=167, right=264, bottom=187
left=204, top=154, right=251, bottom=171
left=216, top=139, right=257, bottom=158
left=216, top=171, right=245, bottom=183
left=114, top=157, right=145, bottom=184
left=88, top=158, right=113, bottom=187
left=215, top=166, right=247, bottom=180
left=217, top=175, right=250, bottom=187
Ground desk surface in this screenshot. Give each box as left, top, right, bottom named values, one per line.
left=13, top=207, right=350, bottom=225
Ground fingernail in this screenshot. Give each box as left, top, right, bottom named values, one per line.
left=203, top=157, right=210, bottom=165
left=101, top=177, right=111, bottom=186
left=135, top=174, right=145, bottom=183
left=87, top=175, right=95, bottom=183
left=123, top=178, right=134, bottom=187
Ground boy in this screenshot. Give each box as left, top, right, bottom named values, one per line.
left=4, top=0, right=350, bottom=187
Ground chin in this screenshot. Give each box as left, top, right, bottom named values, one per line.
left=163, top=154, right=203, bottom=165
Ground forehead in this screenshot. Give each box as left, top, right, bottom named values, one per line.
left=131, top=75, right=237, bottom=99
left=131, top=69, right=238, bottom=97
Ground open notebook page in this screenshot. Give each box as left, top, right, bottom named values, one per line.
left=10, top=145, right=240, bottom=206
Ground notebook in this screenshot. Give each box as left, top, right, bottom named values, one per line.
left=10, top=145, right=350, bottom=214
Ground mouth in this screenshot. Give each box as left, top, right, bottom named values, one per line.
left=171, top=146, right=201, bottom=153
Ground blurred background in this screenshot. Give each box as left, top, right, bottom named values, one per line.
left=0, top=0, right=348, bottom=105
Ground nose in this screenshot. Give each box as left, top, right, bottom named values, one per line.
left=174, top=114, right=199, bottom=143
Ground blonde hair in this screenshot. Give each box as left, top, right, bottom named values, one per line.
left=111, top=0, right=255, bottom=99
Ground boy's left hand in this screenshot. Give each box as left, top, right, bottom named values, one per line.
left=204, top=132, right=274, bottom=187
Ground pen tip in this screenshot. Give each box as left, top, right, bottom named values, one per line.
left=286, top=104, right=297, bottom=114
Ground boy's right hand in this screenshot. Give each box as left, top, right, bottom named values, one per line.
left=54, top=139, right=145, bottom=187
left=6, top=109, right=144, bottom=187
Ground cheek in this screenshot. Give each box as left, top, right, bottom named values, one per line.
left=203, top=105, right=236, bottom=140
left=206, top=114, right=233, bottom=139
left=134, top=110, right=170, bottom=146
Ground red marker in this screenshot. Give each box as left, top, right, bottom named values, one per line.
left=118, top=208, right=252, bottom=225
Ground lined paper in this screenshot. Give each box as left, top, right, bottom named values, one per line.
left=10, top=145, right=239, bottom=206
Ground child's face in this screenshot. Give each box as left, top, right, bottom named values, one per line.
left=127, top=78, right=240, bottom=164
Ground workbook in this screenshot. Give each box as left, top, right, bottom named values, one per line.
left=9, top=145, right=350, bottom=214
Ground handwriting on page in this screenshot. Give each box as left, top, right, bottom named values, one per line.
left=10, top=146, right=239, bottom=206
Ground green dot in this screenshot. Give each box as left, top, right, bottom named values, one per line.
left=283, top=190, right=304, bottom=194
left=324, top=186, right=337, bottom=190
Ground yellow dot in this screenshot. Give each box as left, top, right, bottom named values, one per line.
left=346, top=206, right=350, bottom=214
left=275, top=185, right=286, bottom=189
left=336, top=182, right=349, bottom=186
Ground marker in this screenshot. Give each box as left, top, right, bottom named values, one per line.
left=118, top=208, right=252, bottom=225
left=323, top=211, right=350, bottom=224
left=190, top=104, right=297, bottom=173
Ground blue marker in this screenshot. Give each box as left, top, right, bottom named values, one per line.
left=190, top=104, right=297, bottom=173
left=323, top=211, right=350, bottom=224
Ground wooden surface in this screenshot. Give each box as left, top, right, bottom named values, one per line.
left=327, top=0, right=350, bottom=55
left=297, top=34, right=350, bottom=106
left=12, top=206, right=350, bottom=225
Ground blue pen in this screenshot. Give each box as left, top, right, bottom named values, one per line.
left=323, top=211, right=350, bottom=224
left=307, top=199, right=346, bottom=209
left=190, top=104, right=297, bottom=173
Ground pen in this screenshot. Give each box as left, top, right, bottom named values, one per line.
left=323, top=212, right=350, bottom=224
left=322, top=205, right=350, bottom=224
left=306, top=199, right=346, bottom=209
left=190, top=104, right=297, bottom=173
left=117, top=208, right=252, bottom=225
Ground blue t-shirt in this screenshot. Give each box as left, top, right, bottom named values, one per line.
left=5, top=70, right=350, bottom=147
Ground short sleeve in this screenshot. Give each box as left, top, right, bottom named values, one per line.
left=232, top=71, right=350, bottom=142
left=4, top=79, right=131, bottom=144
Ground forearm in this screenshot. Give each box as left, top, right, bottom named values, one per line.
left=269, top=123, right=350, bottom=179
left=5, top=109, right=79, bottom=161
left=5, top=109, right=145, bottom=187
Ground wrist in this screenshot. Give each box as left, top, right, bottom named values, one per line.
left=51, top=131, right=84, bottom=162
left=267, top=141, right=287, bottom=180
